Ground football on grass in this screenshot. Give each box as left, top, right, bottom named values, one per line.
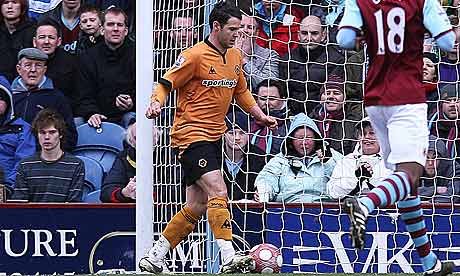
left=249, top=243, right=283, bottom=273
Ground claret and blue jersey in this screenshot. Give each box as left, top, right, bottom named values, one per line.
left=337, top=0, right=455, bottom=106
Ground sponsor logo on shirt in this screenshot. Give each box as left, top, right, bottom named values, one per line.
left=201, top=79, right=237, bottom=88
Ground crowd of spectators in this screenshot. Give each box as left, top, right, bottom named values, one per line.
left=0, top=0, right=459, bottom=204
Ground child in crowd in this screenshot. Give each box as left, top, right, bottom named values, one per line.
left=78, top=4, right=103, bottom=53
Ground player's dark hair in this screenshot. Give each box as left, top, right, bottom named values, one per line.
left=209, top=0, right=242, bottom=30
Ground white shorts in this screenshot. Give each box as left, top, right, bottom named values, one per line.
left=365, top=104, right=428, bottom=170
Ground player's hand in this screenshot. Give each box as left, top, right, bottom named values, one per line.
left=260, top=115, right=278, bottom=130
left=145, top=100, right=161, bottom=119
left=88, top=114, right=107, bottom=128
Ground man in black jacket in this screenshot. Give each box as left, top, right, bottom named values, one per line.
left=279, top=15, right=344, bottom=115
left=78, top=6, right=135, bottom=128
left=224, top=111, right=266, bottom=200
left=33, top=19, right=79, bottom=114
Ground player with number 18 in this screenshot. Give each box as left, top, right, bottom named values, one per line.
left=337, top=0, right=456, bottom=275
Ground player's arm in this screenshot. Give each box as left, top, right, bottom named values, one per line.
left=147, top=52, right=196, bottom=118
left=233, top=65, right=277, bottom=129
left=336, top=0, right=363, bottom=50
left=424, top=0, right=456, bottom=52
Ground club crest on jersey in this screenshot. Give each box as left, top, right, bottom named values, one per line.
left=198, top=158, right=207, bottom=168
left=234, top=65, right=240, bottom=75
left=174, top=55, right=186, bottom=68
left=202, top=79, right=237, bottom=88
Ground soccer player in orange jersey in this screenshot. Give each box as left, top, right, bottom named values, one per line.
left=141, top=1, right=277, bottom=274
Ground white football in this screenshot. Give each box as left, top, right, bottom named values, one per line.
left=249, top=243, right=283, bottom=273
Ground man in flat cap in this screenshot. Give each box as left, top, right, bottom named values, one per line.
left=11, top=47, right=77, bottom=151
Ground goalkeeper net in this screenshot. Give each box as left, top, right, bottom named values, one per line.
left=151, top=0, right=460, bottom=273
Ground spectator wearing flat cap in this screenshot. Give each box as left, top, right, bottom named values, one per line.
left=310, top=74, right=362, bottom=155
left=327, top=117, right=392, bottom=200
left=428, top=83, right=460, bottom=160
left=11, top=48, right=77, bottom=152
left=223, top=111, right=266, bottom=201
left=423, top=52, right=440, bottom=115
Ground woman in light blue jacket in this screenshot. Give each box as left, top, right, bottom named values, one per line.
left=255, top=113, right=343, bottom=203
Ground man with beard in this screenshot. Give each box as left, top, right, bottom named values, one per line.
left=250, top=79, right=290, bottom=157
left=428, top=84, right=460, bottom=162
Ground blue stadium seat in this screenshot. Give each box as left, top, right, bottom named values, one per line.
left=75, top=149, right=118, bottom=174
left=84, top=190, right=102, bottom=203
left=74, top=122, right=125, bottom=174
left=77, top=156, right=105, bottom=197
left=76, top=122, right=125, bottom=153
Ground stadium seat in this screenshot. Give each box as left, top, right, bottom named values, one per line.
left=75, top=149, right=118, bottom=174
left=84, top=190, right=102, bottom=203
left=76, top=122, right=125, bottom=153
left=77, top=156, right=105, bottom=197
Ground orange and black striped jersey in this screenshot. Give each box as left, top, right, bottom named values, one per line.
left=152, top=38, right=257, bottom=150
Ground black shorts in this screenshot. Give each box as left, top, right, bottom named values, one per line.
left=174, top=140, right=223, bottom=186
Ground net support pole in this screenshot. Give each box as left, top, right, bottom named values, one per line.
left=136, top=0, right=154, bottom=271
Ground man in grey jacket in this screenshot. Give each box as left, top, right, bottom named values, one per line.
left=235, top=13, right=279, bottom=91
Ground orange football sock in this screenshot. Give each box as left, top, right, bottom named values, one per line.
left=207, top=197, right=233, bottom=240
left=162, top=206, right=200, bottom=249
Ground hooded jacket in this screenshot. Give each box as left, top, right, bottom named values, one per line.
left=0, top=76, right=36, bottom=196
left=11, top=76, right=77, bottom=151
left=255, top=113, right=342, bottom=203
left=419, top=136, right=460, bottom=203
